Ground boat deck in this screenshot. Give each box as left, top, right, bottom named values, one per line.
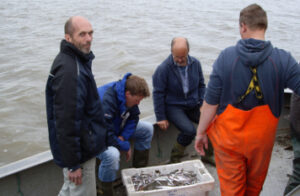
left=114, top=130, right=293, bottom=196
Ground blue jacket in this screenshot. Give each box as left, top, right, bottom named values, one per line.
left=152, top=54, right=206, bottom=121
left=205, top=38, right=300, bottom=117
left=97, top=73, right=140, bottom=151
left=45, top=40, right=107, bottom=170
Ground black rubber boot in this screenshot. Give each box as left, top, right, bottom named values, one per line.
left=170, top=141, right=186, bottom=163
left=133, top=149, right=149, bottom=168
left=97, top=181, right=114, bottom=196
left=284, top=157, right=300, bottom=195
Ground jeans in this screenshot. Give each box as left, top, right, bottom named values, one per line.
left=166, top=105, right=200, bottom=146
left=59, top=158, right=96, bottom=196
left=97, top=121, right=153, bottom=182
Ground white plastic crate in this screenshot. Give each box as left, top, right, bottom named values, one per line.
left=121, top=159, right=214, bottom=196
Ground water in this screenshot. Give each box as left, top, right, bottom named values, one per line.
left=0, top=0, right=300, bottom=167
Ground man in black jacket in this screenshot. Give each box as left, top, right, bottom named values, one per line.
left=46, top=16, right=106, bottom=196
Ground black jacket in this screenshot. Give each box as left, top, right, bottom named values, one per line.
left=46, top=40, right=107, bottom=170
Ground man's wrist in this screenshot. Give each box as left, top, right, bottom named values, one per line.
left=68, top=165, right=81, bottom=172
left=196, top=131, right=206, bottom=136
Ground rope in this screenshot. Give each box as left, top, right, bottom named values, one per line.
left=156, top=130, right=162, bottom=158
left=16, top=174, right=24, bottom=196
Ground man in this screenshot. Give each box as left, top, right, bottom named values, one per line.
left=284, top=93, right=300, bottom=195
left=96, top=73, right=153, bottom=196
left=152, top=37, right=214, bottom=164
left=195, top=4, right=300, bottom=195
left=45, top=16, right=106, bottom=196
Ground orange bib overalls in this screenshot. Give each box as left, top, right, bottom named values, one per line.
left=207, top=66, right=279, bottom=195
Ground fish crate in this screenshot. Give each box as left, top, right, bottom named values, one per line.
left=121, top=159, right=214, bottom=196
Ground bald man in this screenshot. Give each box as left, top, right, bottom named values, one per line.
left=152, top=37, right=214, bottom=164
left=46, top=16, right=107, bottom=196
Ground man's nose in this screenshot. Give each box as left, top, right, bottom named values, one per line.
left=86, top=34, right=92, bottom=42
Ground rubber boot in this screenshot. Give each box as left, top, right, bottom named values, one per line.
left=284, top=158, right=300, bottom=195
left=133, top=149, right=149, bottom=168
left=97, top=181, right=114, bottom=196
left=201, top=138, right=215, bottom=166
left=170, top=141, right=186, bottom=163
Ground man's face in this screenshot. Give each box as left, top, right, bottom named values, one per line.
left=67, top=18, right=93, bottom=54
left=125, top=91, right=144, bottom=108
left=172, top=47, right=188, bottom=66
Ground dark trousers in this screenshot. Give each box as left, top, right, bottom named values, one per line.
left=166, top=105, right=200, bottom=146
left=284, top=128, right=300, bottom=195
left=284, top=94, right=300, bottom=195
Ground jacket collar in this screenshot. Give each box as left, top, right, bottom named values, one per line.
left=60, top=39, right=95, bottom=63
left=168, top=54, right=193, bottom=67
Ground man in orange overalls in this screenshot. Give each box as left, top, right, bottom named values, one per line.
left=194, top=4, right=300, bottom=196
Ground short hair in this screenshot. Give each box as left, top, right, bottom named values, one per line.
left=239, top=4, right=268, bottom=31
left=171, top=37, right=190, bottom=52
left=125, top=75, right=150, bottom=97
left=64, top=17, right=75, bottom=36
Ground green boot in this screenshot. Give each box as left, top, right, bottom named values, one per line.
left=170, top=142, right=186, bottom=163
left=201, top=138, right=215, bottom=166
left=133, top=149, right=149, bottom=168
left=97, top=181, right=114, bottom=196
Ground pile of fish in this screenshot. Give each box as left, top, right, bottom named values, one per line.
left=131, top=168, right=200, bottom=191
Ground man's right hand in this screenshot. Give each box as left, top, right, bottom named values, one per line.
left=157, top=120, right=169, bottom=131
left=68, top=168, right=82, bottom=185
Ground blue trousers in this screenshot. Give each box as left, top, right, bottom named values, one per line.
left=166, top=105, right=200, bottom=146
left=97, top=121, right=153, bottom=182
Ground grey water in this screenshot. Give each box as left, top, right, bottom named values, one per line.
left=0, top=0, right=299, bottom=167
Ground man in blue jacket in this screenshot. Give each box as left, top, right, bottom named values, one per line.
left=46, top=16, right=106, bottom=196
left=97, top=73, right=153, bottom=195
left=152, top=37, right=214, bottom=164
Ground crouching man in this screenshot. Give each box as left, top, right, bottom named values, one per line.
left=97, top=73, right=153, bottom=195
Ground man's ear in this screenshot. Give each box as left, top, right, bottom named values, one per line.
left=125, top=91, right=130, bottom=97
left=65, top=34, right=72, bottom=42
left=240, top=23, right=247, bottom=33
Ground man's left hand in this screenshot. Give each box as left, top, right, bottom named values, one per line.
left=68, top=168, right=82, bottom=185
left=194, top=132, right=208, bottom=156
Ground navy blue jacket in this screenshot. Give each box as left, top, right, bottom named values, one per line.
left=97, top=73, right=140, bottom=151
left=152, top=54, right=206, bottom=121
left=46, top=40, right=107, bottom=170
left=206, top=38, right=300, bottom=117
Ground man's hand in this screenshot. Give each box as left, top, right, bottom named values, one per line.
left=119, top=136, right=131, bottom=161
left=68, top=168, right=82, bottom=185
left=156, top=120, right=169, bottom=131
left=194, top=132, right=208, bottom=156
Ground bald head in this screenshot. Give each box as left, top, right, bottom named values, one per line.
left=171, top=37, right=189, bottom=52
left=171, top=37, right=189, bottom=66
left=64, top=16, right=93, bottom=54
left=65, top=16, right=91, bottom=36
